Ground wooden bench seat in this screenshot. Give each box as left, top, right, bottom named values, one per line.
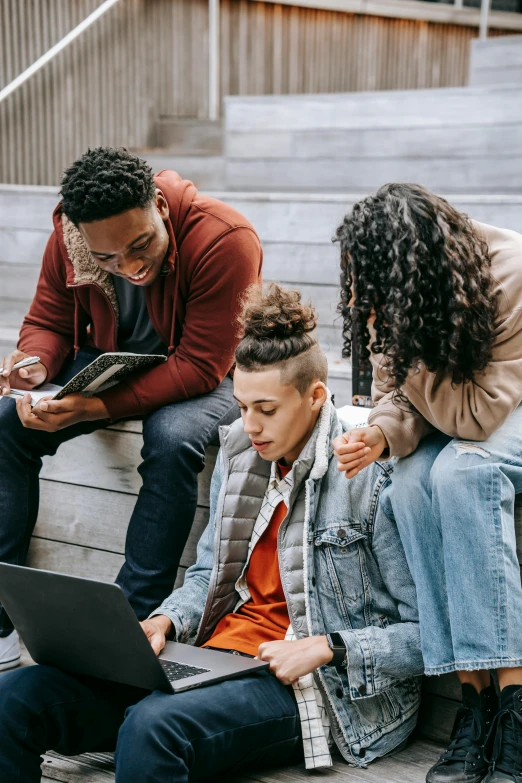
left=38, top=739, right=447, bottom=782
left=6, top=407, right=521, bottom=782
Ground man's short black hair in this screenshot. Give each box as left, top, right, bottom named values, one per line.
left=60, top=147, right=156, bottom=225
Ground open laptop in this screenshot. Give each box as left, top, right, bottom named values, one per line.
left=0, top=564, right=268, bottom=693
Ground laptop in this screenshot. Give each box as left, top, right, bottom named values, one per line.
left=0, top=564, right=269, bottom=693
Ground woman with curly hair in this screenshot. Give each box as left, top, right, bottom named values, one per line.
left=333, top=183, right=522, bottom=783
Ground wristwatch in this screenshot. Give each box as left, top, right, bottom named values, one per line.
left=326, top=633, right=346, bottom=667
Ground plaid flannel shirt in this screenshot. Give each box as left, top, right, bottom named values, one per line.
left=232, top=460, right=333, bottom=769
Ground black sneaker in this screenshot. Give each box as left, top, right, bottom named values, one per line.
left=484, top=685, right=522, bottom=782
left=426, top=684, right=497, bottom=783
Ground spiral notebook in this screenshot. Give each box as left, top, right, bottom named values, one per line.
left=8, top=352, right=167, bottom=407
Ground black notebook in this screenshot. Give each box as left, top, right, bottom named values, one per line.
left=8, top=352, right=167, bottom=407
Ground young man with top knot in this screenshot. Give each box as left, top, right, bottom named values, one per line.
left=0, top=285, right=423, bottom=783
left=0, top=147, right=262, bottom=671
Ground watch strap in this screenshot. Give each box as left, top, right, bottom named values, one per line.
left=326, top=632, right=346, bottom=667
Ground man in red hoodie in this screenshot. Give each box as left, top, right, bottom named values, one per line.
left=0, top=147, right=262, bottom=670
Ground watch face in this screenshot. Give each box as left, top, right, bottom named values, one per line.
left=327, top=634, right=346, bottom=666
left=329, top=632, right=344, bottom=648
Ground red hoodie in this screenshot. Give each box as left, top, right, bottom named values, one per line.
left=18, top=171, right=262, bottom=421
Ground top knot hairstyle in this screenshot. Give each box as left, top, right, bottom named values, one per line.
left=235, top=283, right=328, bottom=394
left=60, top=147, right=156, bottom=225
left=334, top=183, right=500, bottom=388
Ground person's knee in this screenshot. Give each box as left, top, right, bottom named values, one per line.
left=116, top=693, right=187, bottom=774
left=0, top=666, right=52, bottom=720
left=118, top=693, right=182, bottom=749
left=143, top=408, right=206, bottom=464
left=430, top=441, right=491, bottom=491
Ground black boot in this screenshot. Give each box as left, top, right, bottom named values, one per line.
left=426, top=684, right=497, bottom=783
left=485, top=685, right=522, bottom=782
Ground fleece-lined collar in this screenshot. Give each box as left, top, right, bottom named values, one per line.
left=61, top=214, right=120, bottom=320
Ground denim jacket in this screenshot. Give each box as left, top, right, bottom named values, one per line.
left=153, top=401, right=423, bottom=766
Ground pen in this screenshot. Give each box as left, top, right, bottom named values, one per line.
left=0, top=356, right=41, bottom=375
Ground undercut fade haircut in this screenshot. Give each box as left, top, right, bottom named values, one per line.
left=235, top=283, right=328, bottom=395
left=60, top=147, right=156, bottom=225
left=334, top=182, right=500, bottom=389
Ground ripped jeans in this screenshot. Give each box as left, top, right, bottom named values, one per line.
left=380, top=404, right=522, bottom=675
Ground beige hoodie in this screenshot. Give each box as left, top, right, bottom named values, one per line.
left=367, top=221, right=522, bottom=458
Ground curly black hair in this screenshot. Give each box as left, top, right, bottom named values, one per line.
left=60, top=147, right=156, bottom=224
left=334, top=183, right=500, bottom=388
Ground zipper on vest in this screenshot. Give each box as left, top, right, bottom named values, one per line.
left=193, top=454, right=230, bottom=647
left=280, top=471, right=358, bottom=766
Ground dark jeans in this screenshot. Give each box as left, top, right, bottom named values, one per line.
left=0, top=664, right=302, bottom=783
left=0, top=349, right=239, bottom=635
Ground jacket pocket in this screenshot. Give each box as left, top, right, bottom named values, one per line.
left=381, top=677, right=422, bottom=723
left=314, top=525, right=368, bottom=628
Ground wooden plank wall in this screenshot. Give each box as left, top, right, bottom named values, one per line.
left=0, top=0, right=511, bottom=186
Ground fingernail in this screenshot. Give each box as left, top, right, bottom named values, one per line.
left=364, top=447, right=371, bottom=453
left=40, top=402, right=48, bottom=411
left=19, top=369, right=27, bottom=377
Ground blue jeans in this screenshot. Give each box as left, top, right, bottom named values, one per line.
left=0, top=664, right=302, bottom=782
left=380, top=404, right=522, bottom=675
left=0, top=349, right=239, bottom=636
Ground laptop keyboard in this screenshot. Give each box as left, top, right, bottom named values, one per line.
left=160, top=659, right=210, bottom=683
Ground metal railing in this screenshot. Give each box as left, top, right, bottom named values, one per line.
left=0, top=0, right=121, bottom=106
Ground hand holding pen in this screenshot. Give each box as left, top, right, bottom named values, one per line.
left=0, top=351, right=47, bottom=396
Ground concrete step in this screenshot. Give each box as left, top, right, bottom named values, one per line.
left=3, top=185, right=522, bottom=409
left=152, top=118, right=223, bottom=155
left=140, top=153, right=224, bottom=190
left=469, top=34, right=522, bottom=86
left=2, top=184, right=522, bottom=384
left=224, top=85, right=522, bottom=192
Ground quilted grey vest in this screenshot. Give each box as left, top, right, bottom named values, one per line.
left=195, top=416, right=320, bottom=645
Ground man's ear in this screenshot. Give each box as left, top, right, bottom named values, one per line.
left=155, top=189, right=169, bottom=220
left=310, top=381, right=328, bottom=410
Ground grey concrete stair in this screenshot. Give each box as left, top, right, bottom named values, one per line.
left=4, top=185, right=522, bottom=407
left=224, top=85, right=522, bottom=193
left=152, top=118, right=223, bottom=155
left=141, top=153, right=224, bottom=190
left=0, top=185, right=352, bottom=404
left=469, top=34, right=522, bottom=86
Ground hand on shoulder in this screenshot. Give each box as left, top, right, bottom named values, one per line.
left=333, top=425, right=387, bottom=479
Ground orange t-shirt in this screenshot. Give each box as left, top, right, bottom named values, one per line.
left=205, top=465, right=291, bottom=657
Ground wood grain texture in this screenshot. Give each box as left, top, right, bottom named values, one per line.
left=0, top=1, right=511, bottom=185
left=35, top=482, right=210, bottom=567
left=40, top=432, right=217, bottom=504
left=40, top=739, right=446, bottom=783
left=26, top=538, right=187, bottom=589
left=42, top=752, right=115, bottom=782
